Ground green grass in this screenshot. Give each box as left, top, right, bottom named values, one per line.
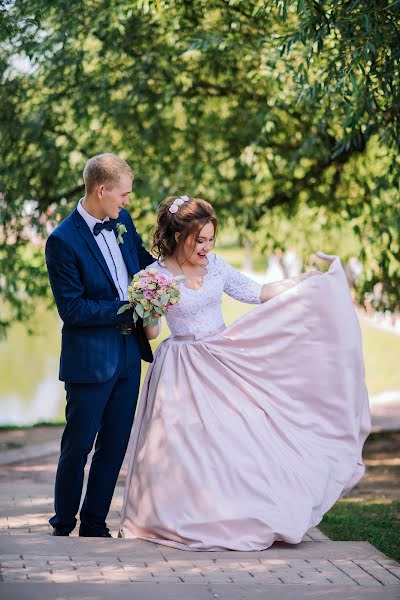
left=0, top=421, right=66, bottom=431
left=320, top=498, right=400, bottom=562
left=217, top=245, right=267, bottom=272
left=361, top=322, right=400, bottom=395
left=214, top=245, right=247, bottom=270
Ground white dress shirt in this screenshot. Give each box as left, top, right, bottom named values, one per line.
left=77, top=199, right=129, bottom=300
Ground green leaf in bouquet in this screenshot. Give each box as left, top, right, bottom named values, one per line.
left=161, top=293, right=169, bottom=305
left=154, top=306, right=164, bottom=315
left=117, top=303, right=131, bottom=315
left=149, top=317, right=159, bottom=328
left=135, top=303, right=144, bottom=318
left=132, top=311, right=138, bottom=324
left=143, top=309, right=152, bottom=318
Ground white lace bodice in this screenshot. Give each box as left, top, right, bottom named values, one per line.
left=147, top=253, right=262, bottom=338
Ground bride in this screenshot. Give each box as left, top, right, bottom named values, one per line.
left=119, top=195, right=371, bottom=551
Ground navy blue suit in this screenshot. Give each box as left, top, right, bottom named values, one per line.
left=45, top=207, right=154, bottom=534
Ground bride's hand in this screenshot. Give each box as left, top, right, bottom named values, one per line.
left=299, top=269, right=323, bottom=280
left=316, top=251, right=335, bottom=263
left=261, top=268, right=322, bottom=302
left=144, top=312, right=161, bottom=340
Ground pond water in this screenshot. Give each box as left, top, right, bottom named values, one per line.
left=0, top=304, right=65, bottom=426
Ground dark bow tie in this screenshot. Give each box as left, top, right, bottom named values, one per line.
left=93, top=220, right=115, bottom=236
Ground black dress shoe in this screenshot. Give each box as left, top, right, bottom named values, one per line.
left=52, top=528, right=70, bottom=536
left=79, top=527, right=112, bottom=538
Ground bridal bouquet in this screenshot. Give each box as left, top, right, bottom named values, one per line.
left=117, top=268, right=181, bottom=327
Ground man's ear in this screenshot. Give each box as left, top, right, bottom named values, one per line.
left=96, top=185, right=105, bottom=199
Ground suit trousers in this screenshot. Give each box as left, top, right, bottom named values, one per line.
left=49, top=334, right=141, bottom=534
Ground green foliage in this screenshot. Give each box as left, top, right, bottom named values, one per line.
left=0, top=0, right=399, bottom=334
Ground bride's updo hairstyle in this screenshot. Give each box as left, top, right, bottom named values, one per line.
left=152, top=195, right=218, bottom=261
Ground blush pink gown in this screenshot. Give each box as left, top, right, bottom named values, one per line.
left=120, top=252, right=371, bottom=551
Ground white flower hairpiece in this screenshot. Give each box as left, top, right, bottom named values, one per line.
left=169, top=195, right=190, bottom=214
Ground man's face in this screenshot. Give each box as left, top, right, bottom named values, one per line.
left=97, top=173, right=133, bottom=220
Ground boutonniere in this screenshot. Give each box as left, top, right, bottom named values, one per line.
left=115, top=222, right=127, bottom=244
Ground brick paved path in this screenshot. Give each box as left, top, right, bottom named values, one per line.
left=0, top=440, right=399, bottom=599
left=1, top=533, right=400, bottom=587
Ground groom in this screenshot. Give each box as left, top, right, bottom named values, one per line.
left=45, top=153, right=154, bottom=537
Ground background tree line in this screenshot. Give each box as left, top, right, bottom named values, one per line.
left=1, top=0, right=399, bottom=335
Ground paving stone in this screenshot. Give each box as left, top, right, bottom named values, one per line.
left=98, top=564, right=124, bottom=572
left=26, top=574, right=52, bottom=582
left=353, top=559, right=400, bottom=585
left=279, top=574, right=307, bottom=583
left=76, top=573, right=106, bottom=583
left=229, top=572, right=256, bottom=582
left=2, top=573, right=28, bottom=582
left=384, top=567, right=400, bottom=579
left=0, top=441, right=60, bottom=467
left=153, top=576, right=184, bottom=583
left=50, top=572, right=79, bottom=583
left=125, top=574, right=156, bottom=582
left=101, top=571, right=131, bottom=582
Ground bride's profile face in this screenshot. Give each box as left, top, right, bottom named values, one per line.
left=182, top=221, right=215, bottom=267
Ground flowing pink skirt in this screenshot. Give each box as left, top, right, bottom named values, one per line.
left=120, top=256, right=371, bottom=551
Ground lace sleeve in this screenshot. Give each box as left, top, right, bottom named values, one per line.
left=215, top=255, right=262, bottom=304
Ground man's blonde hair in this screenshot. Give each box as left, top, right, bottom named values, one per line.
left=83, top=153, right=134, bottom=194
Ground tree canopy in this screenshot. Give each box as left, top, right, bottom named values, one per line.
left=1, top=0, right=399, bottom=335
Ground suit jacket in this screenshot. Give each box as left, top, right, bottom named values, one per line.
left=45, top=207, right=154, bottom=383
